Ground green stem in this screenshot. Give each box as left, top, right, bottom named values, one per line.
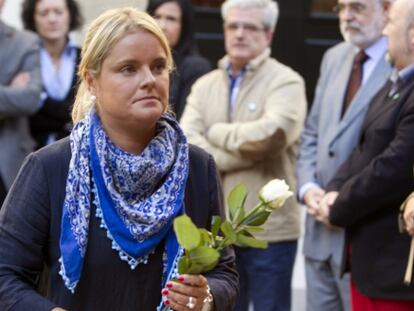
left=216, top=202, right=267, bottom=250
left=216, top=236, right=229, bottom=252
left=236, top=202, right=265, bottom=228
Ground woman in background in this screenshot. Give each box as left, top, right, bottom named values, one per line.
left=147, top=0, right=211, bottom=121
left=22, top=0, right=83, bottom=148
left=0, top=7, right=237, bottom=311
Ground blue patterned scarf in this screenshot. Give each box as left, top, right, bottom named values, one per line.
left=59, top=111, right=188, bottom=299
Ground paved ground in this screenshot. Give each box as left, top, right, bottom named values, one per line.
left=292, top=289, right=306, bottom=311
left=291, top=208, right=306, bottom=311
left=247, top=289, right=306, bottom=311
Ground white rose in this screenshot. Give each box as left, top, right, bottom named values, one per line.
left=259, top=179, right=293, bottom=209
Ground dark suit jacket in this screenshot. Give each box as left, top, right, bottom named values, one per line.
left=0, top=139, right=238, bottom=310
left=30, top=47, right=81, bottom=149
left=326, top=74, right=414, bottom=299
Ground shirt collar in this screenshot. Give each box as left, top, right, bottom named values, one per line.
left=364, top=36, right=388, bottom=62
left=65, top=38, right=76, bottom=51
left=0, top=21, right=5, bottom=35
left=40, top=37, right=76, bottom=56
left=0, top=20, right=13, bottom=38
left=226, top=63, right=246, bottom=79
left=398, top=63, right=414, bottom=82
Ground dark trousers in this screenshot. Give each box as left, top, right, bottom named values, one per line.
left=234, top=240, right=298, bottom=311
left=0, top=176, right=6, bottom=208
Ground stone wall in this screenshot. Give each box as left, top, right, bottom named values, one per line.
left=72, top=0, right=148, bottom=43
left=1, top=0, right=147, bottom=44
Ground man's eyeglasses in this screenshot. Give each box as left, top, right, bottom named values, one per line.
left=333, top=2, right=367, bottom=15
left=224, top=22, right=267, bottom=34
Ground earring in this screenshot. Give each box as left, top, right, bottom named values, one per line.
left=90, top=95, right=96, bottom=105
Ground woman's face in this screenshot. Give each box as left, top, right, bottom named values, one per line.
left=34, top=0, right=70, bottom=43
left=153, top=1, right=182, bottom=48
left=87, top=30, right=169, bottom=136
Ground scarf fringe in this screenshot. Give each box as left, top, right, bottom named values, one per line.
left=92, top=185, right=152, bottom=270
left=58, top=257, right=78, bottom=294
left=156, top=247, right=184, bottom=311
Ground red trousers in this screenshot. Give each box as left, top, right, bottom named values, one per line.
left=351, top=280, right=414, bottom=311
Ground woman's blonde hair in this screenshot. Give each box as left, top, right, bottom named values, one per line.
left=72, top=7, right=173, bottom=123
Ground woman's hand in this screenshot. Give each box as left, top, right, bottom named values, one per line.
left=161, top=274, right=210, bottom=311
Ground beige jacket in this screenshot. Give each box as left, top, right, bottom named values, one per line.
left=181, top=48, right=307, bottom=242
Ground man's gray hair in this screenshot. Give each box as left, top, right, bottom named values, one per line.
left=221, top=0, right=279, bottom=32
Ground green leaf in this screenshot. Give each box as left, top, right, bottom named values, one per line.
left=173, top=215, right=201, bottom=250
left=211, top=216, right=222, bottom=238
left=186, top=262, right=206, bottom=274
left=243, top=210, right=271, bottom=226
left=177, top=256, right=190, bottom=274
left=187, top=246, right=220, bottom=273
left=220, top=220, right=237, bottom=243
left=227, top=183, right=248, bottom=221
left=236, top=233, right=268, bottom=249
left=238, top=229, right=253, bottom=238
left=199, top=228, right=213, bottom=247
left=244, top=226, right=265, bottom=234
left=223, top=238, right=234, bottom=248
left=233, top=205, right=245, bottom=226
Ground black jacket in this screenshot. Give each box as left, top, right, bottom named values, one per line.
left=0, top=138, right=238, bottom=310
left=30, top=47, right=81, bottom=149
left=170, top=53, right=211, bottom=121
left=327, top=74, right=414, bottom=299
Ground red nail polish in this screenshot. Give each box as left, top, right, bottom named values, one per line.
left=178, top=276, right=185, bottom=282
left=165, top=300, right=170, bottom=305
left=161, top=289, right=169, bottom=295
left=166, top=282, right=173, bottom=288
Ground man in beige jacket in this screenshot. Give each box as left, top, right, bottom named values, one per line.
left=180, top=0, right=307, bottom=309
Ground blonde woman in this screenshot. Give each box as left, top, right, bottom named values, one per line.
left=0, top=7, right=237, bottom=311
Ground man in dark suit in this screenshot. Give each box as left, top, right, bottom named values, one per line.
left=316, top=0, right=414, bottom=309
left=296, top=0, right=391, bottom=309
left=0, top=0, right=42, bottom=205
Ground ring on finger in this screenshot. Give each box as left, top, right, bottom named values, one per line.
left=186, top=296, right=196, bottom=309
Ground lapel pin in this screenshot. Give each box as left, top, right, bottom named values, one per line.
left=248, top=102, right=257, bottom=112
left=393, top=92, right=400, bottom=100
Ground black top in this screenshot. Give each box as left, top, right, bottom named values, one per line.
left=170, top=53, right=211, bottom=121
left=30, top=47, right=81, bottom=149
left=327, top=75, right=414, bottom=299
left=0, top=139, right=238, bottom=310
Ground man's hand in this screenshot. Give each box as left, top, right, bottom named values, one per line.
left=10, top=72, right=30, bottom=88
left=403, top=195, right=414, bottom=236
left=304, top=187, right=325, bottom=216
left=315, top=191, right=339, bottom=229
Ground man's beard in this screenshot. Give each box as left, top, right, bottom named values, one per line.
left=340, top=18, right=384, bottom=48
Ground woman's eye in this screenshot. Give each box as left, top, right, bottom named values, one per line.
left=152, top=62, right=167, bottom=74
left=120, top=65, right=135, bottom=73
left=166, top=16, right=179, bottom=23
left=38, top=10, right=49, bottom=17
